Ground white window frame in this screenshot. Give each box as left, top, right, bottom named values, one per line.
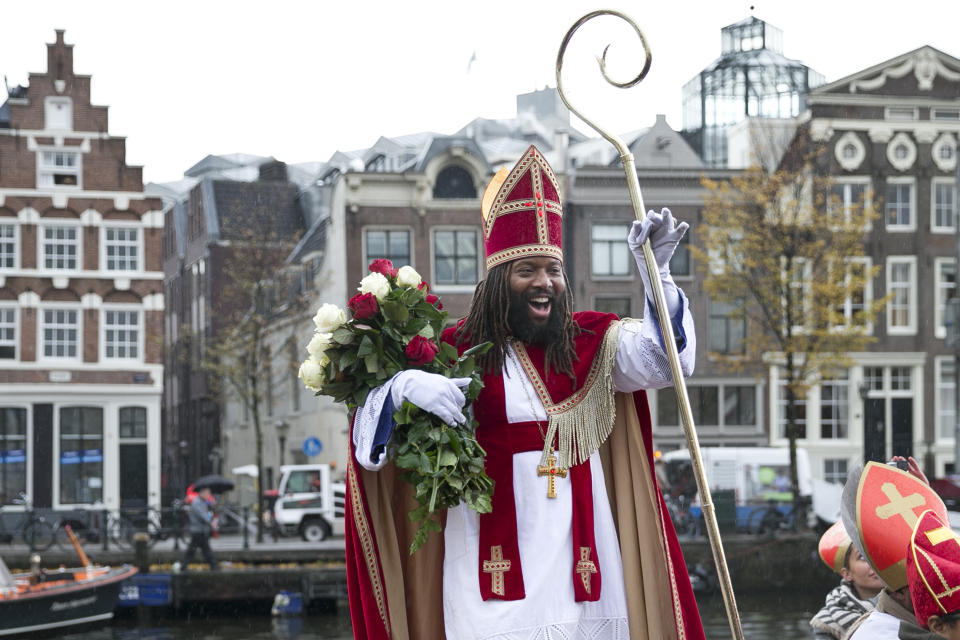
left=36, top=147, right=82, bottom=190
left=830, top=177, right=872, bottom=230
left=823, top=458, right=850, bottom=484
left=886, top=256, right=917, bottom=335
left=819, top=372, right=850, bottom=440
left=654, top=380, right=760, bottom=431
left=884, top=177, right=916, bottom=232
left=101, top=224, right=142, bottom=273
left=931, top=177, right=958, bottom=233
left=39, top=306, right=82, bottom=362
left=932, top=108, right=960, bottom=121
left=38, top=222, right=82, bottom=271
left=837, top=257, right=873, bottom=333
left=361, top=225, right=413, bottom=271
left=101, top=307, right=142, bottom=361
left=884, top=106, right=918, bottom=121
left=590, top=223, right=633, bottom=280
left=834, top=132, right=866, bottom=172
left=935, top=257, right=957, bottom=340
left=0, top=222, right=18, bottom=269
left=430, top=226, right=482, bottom=293
left=936, top=356, right=955, bottom=442
left=931, top=133, right=958, bottom=173
left=43, top=97, right=73, bottom=131
left=0, top=305, right=18, bottom=360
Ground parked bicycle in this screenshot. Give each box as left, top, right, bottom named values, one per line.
left=106, top=505, right=189, bottom=549
left=665, top=494, right=699, bottom=537
left=0, top=492, right=61, bottom=551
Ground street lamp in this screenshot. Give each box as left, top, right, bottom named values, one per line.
left=275, top=420, right=290, bottom=468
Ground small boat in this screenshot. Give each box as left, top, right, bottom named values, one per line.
left=0, top=526, right=137, bottom=636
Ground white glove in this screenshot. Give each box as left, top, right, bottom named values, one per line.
left=391, top=370, right=471, bottom=427
left=628, top=208, right=688, bottom=315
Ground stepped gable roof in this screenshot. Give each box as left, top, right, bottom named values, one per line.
left=809, top=45, right=960, bottom=98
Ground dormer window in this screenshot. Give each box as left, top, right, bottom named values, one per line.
left=37, top=150, right=81, bottom=188
left=365, top=155, right=387, bottom=172
left=433, top=166, right=477, bottom=199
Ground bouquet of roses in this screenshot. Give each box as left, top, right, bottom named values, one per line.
left=299, top=259, right=493, bottom=553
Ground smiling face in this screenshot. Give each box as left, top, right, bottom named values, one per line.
left=506, top=257, right=566, bottom=344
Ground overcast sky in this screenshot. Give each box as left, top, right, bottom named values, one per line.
left=3, top=0, right=958, bottom=184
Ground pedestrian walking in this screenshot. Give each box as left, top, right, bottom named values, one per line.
left=182, top=486, right=219, bottom=570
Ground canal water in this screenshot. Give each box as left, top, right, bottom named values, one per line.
left=61, top=590, right=829, bottom=639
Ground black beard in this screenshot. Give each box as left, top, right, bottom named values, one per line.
left=507, top=289, right=564, bottom=345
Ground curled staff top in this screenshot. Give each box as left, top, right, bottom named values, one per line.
left=555, top=10, right=652, bottom=153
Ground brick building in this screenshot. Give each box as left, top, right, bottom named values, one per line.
left=0, top=31, right=164, bottom=512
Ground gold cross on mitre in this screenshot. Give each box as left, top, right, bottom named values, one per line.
left=537, top=455, right=567, bottom=499
left=875, top=482, right=926, bottom=528
left=576, top=546, right=598, bottom=594
left=482, top=545, right=511, bottom=597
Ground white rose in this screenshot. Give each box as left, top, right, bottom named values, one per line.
left=358, top=272, right=391, bottom=301
left=313, top=303, right=346, bottom=333
left=396, top=265, right=422, bottom=289
left=298, top=356, right=327, bottom=391
left=307, top=332, right=333, bottom=358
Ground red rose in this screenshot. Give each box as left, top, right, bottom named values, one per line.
left=417, top=281, right=429, bottom=292
left=368, top=259, right=398, bottom=278
left=425, top=293, right=443, bottom=310
left=405, top=335, right=439, bottom=367
left=348, top=292, right=379, bottom=320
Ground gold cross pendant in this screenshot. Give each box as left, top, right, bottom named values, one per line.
left=537, top=455, right=568, bottom=498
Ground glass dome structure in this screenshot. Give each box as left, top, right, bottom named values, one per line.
left=682, top=17, right=825, bottom=167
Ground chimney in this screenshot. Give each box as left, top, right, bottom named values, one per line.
left=259, top=160, right=288, bottom=182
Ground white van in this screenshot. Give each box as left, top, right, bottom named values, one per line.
left=272, top=464, right=345, bottom=541
left=661, top=447, right=815, bottom=531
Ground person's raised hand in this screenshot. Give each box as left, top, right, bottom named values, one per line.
left=627, top=208, right=688, bottom=311
left=391, top=369, right=471, bottom=427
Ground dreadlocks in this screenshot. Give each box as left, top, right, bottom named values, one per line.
left=455, top=262, right=581, bottom=382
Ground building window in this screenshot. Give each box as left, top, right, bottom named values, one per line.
left=0, top=308, right=16, bottom=359
left=891, top=366, right=912, bottom=391
left=104, top=310, right=139, bottom=359
left=0, top=224, right=16, bottom=268
left=42, top=226, right=79, bottom=270
left=777, top=376, right=807, bottom=439
left=887, top=257, right=916, bottom=334
left=708, top=299, right=745, bottom=354
left=820, top=373, right=849, bottom=439
left=936, top=258, right=957, bottom=339
left=119, top=406, right=147, bottom=438
left=723, top=386, right=756, bottom=426
left=365, top=154, right=387, bottom=172
left=670, top=234, right=691, bottom=278
left=594, top=297, right=631, bottom=318
left=37, top=150, right=80, bottom=187
left=104, top=228, right=140, bottom=271
left=835, top=259, right=870, bottom=329
left=42, top=309, right=79, bottom=359
left=937, top=358, right=955, bottom=440
left=365, top=229, right=410, bottom=268
left=591, top=224, right=631, bottom=277
left=0, top=407, right=27, bottom=505
left=824, top=459, right=848, bottom=484
left=433, top=229, right=479, bottom=286
left=932, top=180, right=957, bottom=232
left=933, top=108, right=960, bottom=121
left=658, top=384, right=755, bottom=429
left=59, top=406, right=103, bottom=505
left=830, top=179, right=870, bottom=224
left=885, top=180, right=914, bottom=229
left=433, top=166, right=477, bottom=199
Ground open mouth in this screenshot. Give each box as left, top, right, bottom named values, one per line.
left=527, top=295, right=553, bottom=320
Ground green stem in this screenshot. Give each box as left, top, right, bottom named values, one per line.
left=428, top=425, right=445, bottom=512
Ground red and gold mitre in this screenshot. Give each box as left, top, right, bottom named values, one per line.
left=854, top=461, right=948, bottom=590
left=481, top=145, right=563, bottom=270
left=819, top=520, right=852, bottom=574
left=907, top=509, right=960, bottom=628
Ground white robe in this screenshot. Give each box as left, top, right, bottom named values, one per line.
left=353, top=306, right=695, bottom=640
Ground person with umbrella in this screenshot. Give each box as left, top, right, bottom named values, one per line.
left=181, top=476, right=231, bottom=570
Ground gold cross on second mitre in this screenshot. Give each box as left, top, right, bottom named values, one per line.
left=537, top=455, right=568, bottom=499
left=875, top=482, right=926, bottom=528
